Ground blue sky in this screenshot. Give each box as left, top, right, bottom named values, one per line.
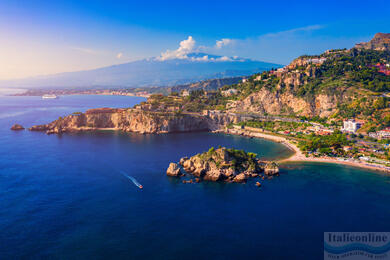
left=0, top=0, right=389, bottom=79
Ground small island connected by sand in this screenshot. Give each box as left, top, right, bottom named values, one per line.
left=166, top=147, right=279, bottom=185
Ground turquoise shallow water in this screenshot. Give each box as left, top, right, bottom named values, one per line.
left=0, top=95, right=390, bottom=259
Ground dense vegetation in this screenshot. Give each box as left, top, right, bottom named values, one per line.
left=238, top=120, right=310, bottom=132
left=298, top=131, right=350, bottom=155
left=198, top=147, right=258, bottom=171
left=317, top=49, right=390, bottom=92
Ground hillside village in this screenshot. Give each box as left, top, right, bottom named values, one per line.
left=129, top=33, right=390, bottom=166
left=19, top=33, right=390, bottom=170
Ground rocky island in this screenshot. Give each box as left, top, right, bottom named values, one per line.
left=166, top=147, right=279, bottom=183
left=10, top=124, right=25, bottom=131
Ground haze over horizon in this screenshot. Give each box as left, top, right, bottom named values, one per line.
left=0, top=0, right=389, bottom=80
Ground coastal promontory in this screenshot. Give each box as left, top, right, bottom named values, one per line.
left=28, top=107, right=213, bottom=135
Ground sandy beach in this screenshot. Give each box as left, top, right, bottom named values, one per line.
left=223, top=128, right=390, bottom=174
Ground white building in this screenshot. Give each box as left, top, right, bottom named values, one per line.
left=342, top=119, right=363, bottom=133
left=307, top=57, right=327, bottom=64
left=377, top=129, right=390, bottom=139
left=181, top=90, right=190, bottom=97
left=369, top=132, right=378, bottom=139
left=254, top=75, right=262, bottom=81
left=221, top=89, right=238, bottom=97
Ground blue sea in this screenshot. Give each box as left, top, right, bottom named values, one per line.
left=0, top=94, right=390, bottom=259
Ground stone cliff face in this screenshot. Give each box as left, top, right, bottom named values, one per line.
left=355, top=33, right=390, bottom=51
left=29, top=108, right=214, bottom=134
left=230, top=88, right=341, bottom=117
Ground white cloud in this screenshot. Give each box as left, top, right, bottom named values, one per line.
left=259, top=25, right=324, bottom=38
left=158, top=36, right=196, bottom=61
left=190, top=55, right=209, bottom=61
left=208, top=24, right=332, bottom=64
left=116, top=52, right=123, bottom=59
left=215, top=38, right=233, bottom=49
left=218, top=56, right=231, bottom=61
left=156, top=36, right=239, bottom=62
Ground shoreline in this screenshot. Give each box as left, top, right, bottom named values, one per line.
left=11, top=92, right=151, bottom=98
left=222, top=128, right=390, bottom=174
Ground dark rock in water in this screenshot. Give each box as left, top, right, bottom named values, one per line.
left=11, top=124, right=24, bottom=131
left=166, top=163, right=182, bottom=177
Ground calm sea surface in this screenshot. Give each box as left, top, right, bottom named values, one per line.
left=0, top=94, right=389, bottom=259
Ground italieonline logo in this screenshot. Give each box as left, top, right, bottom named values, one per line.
left=324, top=232, right=390, bottom=259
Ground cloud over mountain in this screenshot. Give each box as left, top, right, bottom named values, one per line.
left=158, top=36, right=196, bottom=61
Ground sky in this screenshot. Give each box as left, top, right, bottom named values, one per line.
left=0, top=0, right=389, bottom=80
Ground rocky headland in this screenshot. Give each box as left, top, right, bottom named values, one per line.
left=28, top=108, right=219, bottom=135
left=166, top=147, right=279, bottom=183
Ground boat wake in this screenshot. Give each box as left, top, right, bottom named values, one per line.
left=120, top=171, right=143, bottom=189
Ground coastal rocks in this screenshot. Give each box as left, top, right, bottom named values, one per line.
left=10, top=124, right=24, bottom=130
left=203, top=169, right=222, bottom=181
left=171, top=147, right=279, bottom=184
left=166, top=163, right=182, bottom=177
left=264, top=162, right=280, bottom=176
left=179, top=157, right=189, bottom=165
left=233, top=173, right=247, bottom=183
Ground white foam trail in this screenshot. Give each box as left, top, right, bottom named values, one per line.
left=120, top=171, right=143, bottom=189
left=0, top=111, right=28, bottom=119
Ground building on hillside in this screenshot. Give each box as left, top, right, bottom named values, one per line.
left=181, top=90, right=190, bottom=97
left=372, top=63, right=390, bottom=76
left=204, top=91, right=217, bottom=98
left=307, top=57, right=327, bottom=65
left=343, top=146, right=353, bottom=152
left=254, top=75, right=262, bottom=81
left=242, top=78, right=248, bottom=83
left=369, top=132, right=379, bottom=139
left=377, top=128, right=390, bottom=139
left=221, top=89, right=238, bottom=97
left=342, top=119, right=364, bottom=133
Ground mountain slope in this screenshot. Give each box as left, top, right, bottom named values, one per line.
left=355, top=32, right=390, bottom=51
left=0, top=53, right=281, bottom=89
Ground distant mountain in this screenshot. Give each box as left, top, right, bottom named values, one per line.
left=0, top=53, right=282, bottom=89
left=355, top=33, right=390, bottom=51
left=169, top=77, right=244, bottom=93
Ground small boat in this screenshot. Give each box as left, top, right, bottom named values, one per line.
left=42, top=94, right=58, bottom=99
left=139, top=185, right=143, bottom=189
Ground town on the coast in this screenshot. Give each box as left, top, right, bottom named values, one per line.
left=12, top=33, right=390, bottom=174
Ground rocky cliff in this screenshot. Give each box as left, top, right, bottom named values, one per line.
left=230, top=87, right=343, bottom=117
left=29, top=108, right=213, bottom=134
left=355, top=33, right=390, bottom=51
